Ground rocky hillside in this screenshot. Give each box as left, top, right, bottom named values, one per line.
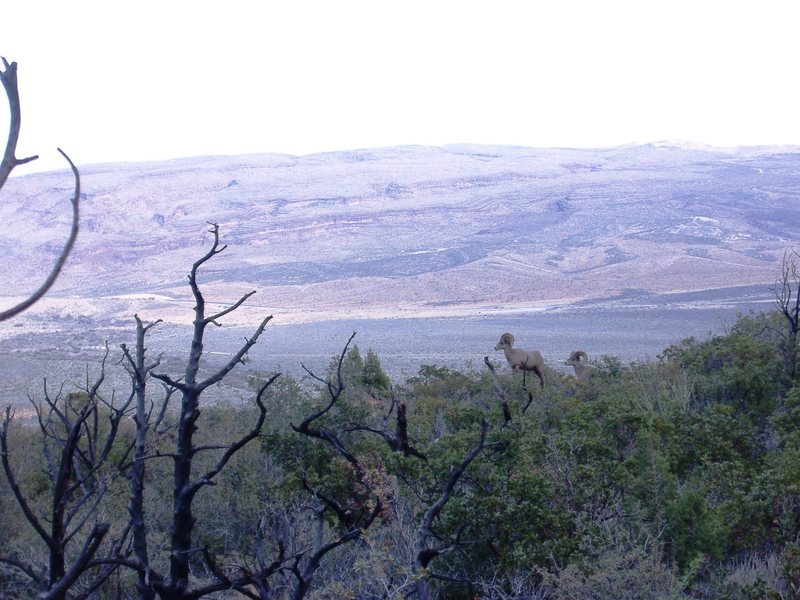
left=1, top=143, right=798, bottom=328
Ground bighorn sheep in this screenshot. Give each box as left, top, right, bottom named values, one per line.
left=565, top=350, right=596, bottom=381
left=494, top=332, right=545, bottom=388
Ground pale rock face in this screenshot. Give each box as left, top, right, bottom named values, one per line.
left=1, top=143, right=795, bottom=327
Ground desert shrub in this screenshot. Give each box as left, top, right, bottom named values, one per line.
left=544, top=521, right=682, bottom=600
left=668, top=331, right=781, bottom=422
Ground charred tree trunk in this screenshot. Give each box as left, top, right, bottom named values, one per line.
left=149, top=224, right=275, bottom=599
left=121, top=316, right=164, bottom=599
left=169, top=387, right=201, bottom=594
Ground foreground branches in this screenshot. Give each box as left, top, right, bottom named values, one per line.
left=140, top=224, right=278, bottom=599
left=0, top=58, right=80, bottom=322
left=0, top=348, right=132, bottom=599
left=773, top=247, right=800, bottom=380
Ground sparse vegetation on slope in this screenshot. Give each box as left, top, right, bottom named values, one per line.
left=2, top=259, right=799, bottom=598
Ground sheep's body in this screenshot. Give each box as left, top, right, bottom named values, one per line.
left=494, top=332, right=545, bottom=388
left=565, top=350, right=596, bottom=381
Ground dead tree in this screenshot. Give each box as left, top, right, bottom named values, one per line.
left=133, top=223, right=278, bottom=599
left=281, top=335, right=502, bottom=599
left=0, top=346, right=133, bottom=599
left=773, top=247, right=800, bottom=381
left=119, top=315, right=167, bottom=600
left=345, top=391, right=428, bottom=461
left=410, top=419, right=498, bottom=600
left=282, top=332, right=384, bottom=600
left=239, top=334, right=424, bottom=599
left=343, top=395, right=501, bottom=598
left=0, top=57, right=80, bottom=322
left=484, top=356, right=513, bottom=423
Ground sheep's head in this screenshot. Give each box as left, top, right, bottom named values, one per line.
left=494, top=332, right=515, bottom=350
left=565, top=350, right=596, bottom=381
left=565, top=350, right=589, bottom=366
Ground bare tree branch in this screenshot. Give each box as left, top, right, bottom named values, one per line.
left=0, top=58, right=38, bottom=187
left=285, top=333, right=393, bottom=599
left=120, top=314, right=163, bottom=600
left=772, top=247, right=800, bottom=380
left=205, top=290, right=257, bottom=325
left=188, top=373, right=280, bottom=498
left=196, top=315, right=273, bottom=391
left=345, top=394, right=428, bottom=460
left=0, top=146, right=80, bottom=322
left=136, top=226, right=280, bottom=599
left=1, top=359, right=126, bottom=598
left=41, top=523, right=110, bottom=600
left=1, top=406, right=56, bottom=547
left=413, top=419, right=500, bottom=599
left=298, top=331, right=356, bottom=413
left=484, top=356, right=512, bottom=424
left=0, top=555, right=43, bottom=585
left=292, top=333, right=361, bottom=467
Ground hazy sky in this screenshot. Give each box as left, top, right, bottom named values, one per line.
left=2, top=1, right=799, bottom=173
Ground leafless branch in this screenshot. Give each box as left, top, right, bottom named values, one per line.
left=286, top=332, right=396, bottom=599
left=0, top=555, right=42, bottom=585
left=197, top=315, right=273, bottom=391
left=42, top=523, right=110, bottom=600
left=189, top=373, right=280, bottom=497
left=413, top=419, right=501, bottom=598
left=205, top=290, right=257, bottom=325
left=303, top=331, right=356, bottom=397
left=0, top=147, right=80, bottom=322
left=1, top=363, right=123, bottom=596
left=136, top=226, right=281, bottom=598
left=345, top=394, right=428, bottom=460
left=772, top=247, right=800, bottom=380
left=0, top=58, right=38, bottom=187
left=419, top=420, right=490, bottom=544
left=1, top=406, right=56, bottom=546
left=292, top=333, right=362, bottom=468
left=484, top=356, right=512, bottom=424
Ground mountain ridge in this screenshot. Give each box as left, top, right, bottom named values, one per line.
left=0, top=143, right=797, bottom=329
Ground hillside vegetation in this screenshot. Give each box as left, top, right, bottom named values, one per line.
left=2, top=280, right=799, bottom=598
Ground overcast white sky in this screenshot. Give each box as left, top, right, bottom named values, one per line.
left=2, top=1, right=799, bottom=174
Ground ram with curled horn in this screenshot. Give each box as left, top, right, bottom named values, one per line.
left=565, top=350, right=597, bottom=381
left=494, top=332, right=545, bottom=388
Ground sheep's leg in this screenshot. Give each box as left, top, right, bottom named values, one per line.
left=533, top=366, right=545, bottom=388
